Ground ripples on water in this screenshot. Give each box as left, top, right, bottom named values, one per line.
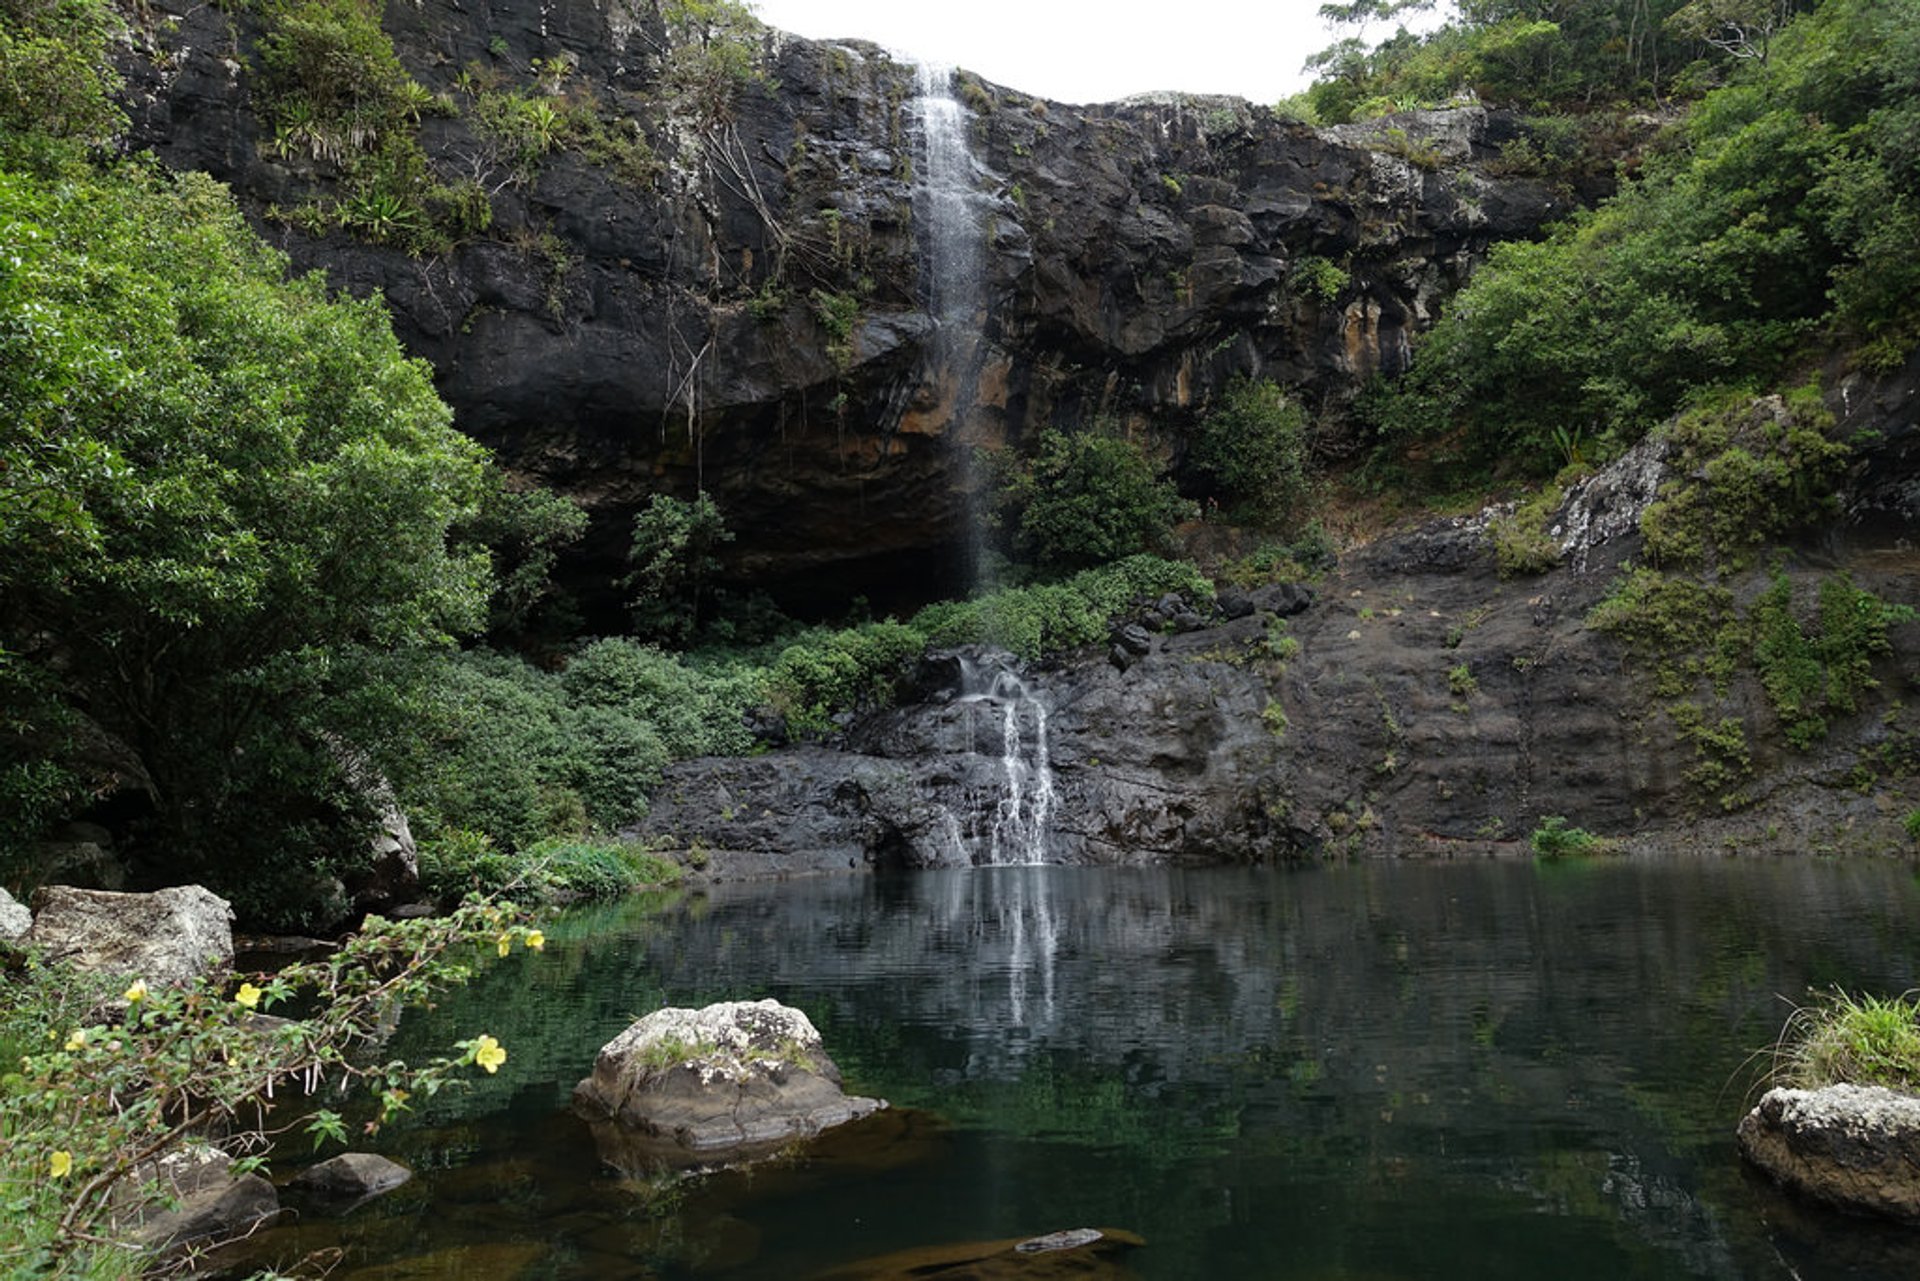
left=232, top=859, right=1920, bottom=1280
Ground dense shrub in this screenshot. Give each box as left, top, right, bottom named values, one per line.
left=1189, top=378, right=1312, bottom=524
left=1373, top=0, right=1920, bottom=477
left=0, top=160, right=497, bottom=896
left=993, top=428, right=1194, bottom=573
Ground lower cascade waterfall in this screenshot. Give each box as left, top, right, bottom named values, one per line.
left=938, top=651, right=1057, bottom=866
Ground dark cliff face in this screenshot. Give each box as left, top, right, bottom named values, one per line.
left=121, top=0, right=1564, bottom=613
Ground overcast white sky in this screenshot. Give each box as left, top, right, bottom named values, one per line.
left=750, top=1, right=1396, bottom=105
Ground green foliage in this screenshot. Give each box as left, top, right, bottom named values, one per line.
left=459, top=478, right=588, bottom=637
left=1529, top=815, right=1600, bottom=858
left=256, top=0, right=423, bottom=165
left=521, top=836, right=681, bottom=898
left=1639, top=387, right=1849, bottom=569
left=912, top=556, right=1213, bottom=660
left=561, top=637, right=761, bottom=759
left=1490, top=484, right=1565, bottom=577
left=0, top=0, right=125, bottom=173
left=1904, top=808, right=1920, bottom=842
left=811, top=289, right=860, bottom=369
left=659, top=0, right=771, bottom=129
left=0, top=900, right=537, bottom=1276
left=1448, top=663, right=1479, bottom=697
left=1775, top=988, right=1920, bottom=1091
left=1190, top=378, right=1312, bottom=524
left=623, top=491, right=734, bottom=646
left=1750, top=570, right=1911, bottom=749
left=1262, top=700, right=1291, bottom=740
left=1374, top=0, right=1920, bottom=476
left=992, top=428, right=1195, bottom=574
left=1291, top=255, right=1349, bottom=303
left=1587, top=569, right=1741, bottom=698
left=0, top=162, right=495, bottom=898
left=766, top=621, right=925, bottom=736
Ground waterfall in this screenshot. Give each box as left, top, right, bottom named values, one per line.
left=940, top=651, right=1057, bottom=866
left=911, top=61, right=983, bottom=347
left=910, top=61, right=992, bottom=589
left=910, top=69, right=1059, bottom=867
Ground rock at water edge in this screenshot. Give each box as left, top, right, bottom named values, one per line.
left=0, top=887, right=29, bottom=940
left=26, top=885, right=234, bottom=984
left=1738, top=1084, right=1920, bottom=1222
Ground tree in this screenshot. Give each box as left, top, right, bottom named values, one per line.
left=993, top=428, right=1194, bottom=574
left=0, top=163, right=496, bottom=907
left=623, top=490, right=733, bottom=645
left=1189, top=379, right=1312, bottom=524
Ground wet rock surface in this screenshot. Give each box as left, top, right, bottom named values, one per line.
left=642, top=491, right=1920, bottom=871
left=1738, top=1085, right=1920, bottom=1223
left=573, top=998, right=884, bottom=1172
left=289, top=1152, right=414, bottom=1208
left=112, top=1146, right=279, bottom=1252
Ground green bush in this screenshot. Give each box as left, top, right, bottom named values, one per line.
left=0, top=160, right=496, bottom=903
left=522, top=836, right=682, bottom=898
left=991, top=428, right=1194, bottom=574
left=1190, top=378, right=1312, bottom=524
left=562, top=637, right=759, bottom=758
left=1639, top=387, right=1850, bottom=570
left=1529, top=815, right=1600, bottom=858
left=1372, top=0, right=1920, bottom=477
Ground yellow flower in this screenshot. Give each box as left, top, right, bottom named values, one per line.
left=234, top=982, right=262, bottom=1010
left=496, top=933, right=512, bottom=958
left=524, top=930, right=545, bottom=952
left=123, top=980, right=147, bottom=1004
left=49, top=1150, right=72, bottom=1179
left=472, top=1034, right=506, bottom=1075
left=63, top=1029, right=86, bottom=1052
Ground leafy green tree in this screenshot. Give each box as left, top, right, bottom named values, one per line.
left=1374, top=0, right=1920, bottom=477
left=623, top=490, right=734, bottom=645
left=993, top=429, right=1195, bottom=574
left=1189, top=379, right=1312, bottom=524
left=0, top=162, right=497, bottom=900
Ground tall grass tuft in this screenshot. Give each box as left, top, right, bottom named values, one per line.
left=1771, top=989, right=1920, bottom=1092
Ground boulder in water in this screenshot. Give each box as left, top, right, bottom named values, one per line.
left=573, top=998, right=884, bottom=1172
left=289, top=1152, right=413, bottom=1207
left=1738, top=1084, right=1920, bottom=1222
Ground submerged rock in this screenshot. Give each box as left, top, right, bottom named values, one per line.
left=289, top=1152, right=413, bottom=1207
left=813, top=1226, right=1146, bottom=1279
left=573, top=998, right=884, bottom=1172
left=25, top=884, right=234, bottom=984
left=1738, top=1084, right=1920, bottom=1222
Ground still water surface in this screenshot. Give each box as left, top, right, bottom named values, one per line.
left=240, top=859, right=1920, bottom=1279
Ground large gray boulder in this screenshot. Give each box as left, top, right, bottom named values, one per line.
left=1738, top=1084, right=1920, bottom=1222
left=573, top=999, right=884, bottom=1172
left=25, top=885, right=234, bottom=984
left=0, top=887, right=29, bottom=940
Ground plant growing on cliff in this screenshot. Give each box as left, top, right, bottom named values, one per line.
left=1189, top=378, right=1312, bottom=525
left=0, top=900, right=539, bottom=1277
left=992, top=428, right=1195, bottom=574
left=1529, top=815, right=1602, bottom=858
left=624, top=491, right=735, bottom=645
